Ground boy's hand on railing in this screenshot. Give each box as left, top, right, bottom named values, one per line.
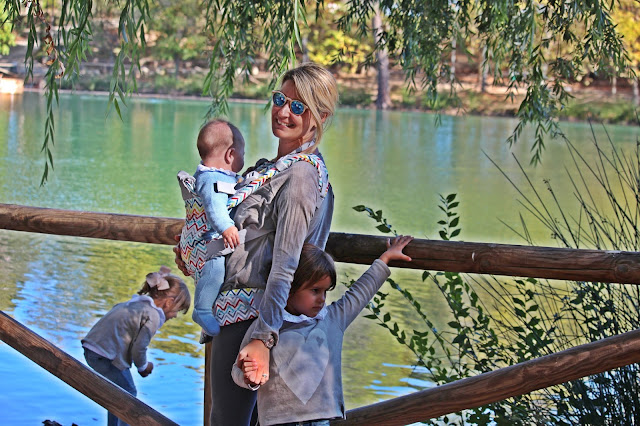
left=172, top=235, right=191, bottom=276
left=139, top=361, right=154, bottom=377
left=379, top=235, right=413, bottom=265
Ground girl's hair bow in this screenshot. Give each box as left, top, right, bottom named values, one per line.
left=145, top=265, right=172, bottom=290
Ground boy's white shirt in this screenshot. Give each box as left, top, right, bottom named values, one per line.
left=282, top=307, right=328, bottom=323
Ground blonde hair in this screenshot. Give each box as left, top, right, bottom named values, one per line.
left=138, top=273, right=191, bottom=315
left=280, top=62, right=339, bottom=152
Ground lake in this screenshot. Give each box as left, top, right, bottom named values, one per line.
left=1, top=91, right=639, bottom=425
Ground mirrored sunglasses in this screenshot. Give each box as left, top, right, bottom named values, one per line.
left=272, top=91, right=307, bottom=116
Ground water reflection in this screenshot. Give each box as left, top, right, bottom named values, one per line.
left=1, top=92, right=640, bottom=424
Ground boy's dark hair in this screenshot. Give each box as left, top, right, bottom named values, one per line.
left=290, top=243, right=337, bottom=294
left=197, top=118, right=244, bottom=160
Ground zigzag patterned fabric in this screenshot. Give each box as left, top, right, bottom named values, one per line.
left=178, top=179, right=210, bottom=279
left=227, top=153, right=329, bottom=209
left=178, top=153, right=328, bottom=290
left=214, top=288, right=264, bottom=326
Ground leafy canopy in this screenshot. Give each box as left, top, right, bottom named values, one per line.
left=3, top=0, right=634, bottom=183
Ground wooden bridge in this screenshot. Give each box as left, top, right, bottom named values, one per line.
left=2, top=203, right=640, bottom=425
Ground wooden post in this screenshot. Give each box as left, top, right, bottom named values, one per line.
left=2, top=204, right=640, bottom=284
left=333, top=328, right=640, bottom=425
left=0, top=311, right=178, bottom=426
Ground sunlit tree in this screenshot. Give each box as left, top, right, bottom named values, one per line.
left=612, top=0, right=640, bottom=106
left=3, top=0, right=633, bottom=183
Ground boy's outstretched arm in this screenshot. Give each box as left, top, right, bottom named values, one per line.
left=379, top=235, right=413, bottom=265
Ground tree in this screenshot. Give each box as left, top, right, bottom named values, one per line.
left=147, top=0, right=207, bottom=78
left=0, top=10, right=17, bottom=56
left=3, top=0, right=633, bottom=183
left=372, top=3, right=390, bottom=110
left=612, top=0, right=640, bottom=106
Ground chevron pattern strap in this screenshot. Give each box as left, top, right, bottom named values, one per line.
left=178, top=176, right=211, bottom=278
left=227, top=153, right=329, bottom=209
left=214, top=288, right=264, bottom=326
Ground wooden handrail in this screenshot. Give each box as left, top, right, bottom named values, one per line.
left=4, top=203, right=640, bottom=424
left=2, top=203, right=640, bottom=284
left=334, top=328, right=640, bottom=425
left=0, top=311, right=178, bottom=425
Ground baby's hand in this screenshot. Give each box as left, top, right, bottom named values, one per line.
left=222, top=226, right=240, bottom=249
left=379, top=235, right=413, bottom=265
left=139, top=361, right=154, bottom=377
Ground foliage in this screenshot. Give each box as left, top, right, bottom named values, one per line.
left=0, top=9, right=17, bottom=55
left=3, top=0, right=634, bottom=183
left=146, top=0, right=207, bottom=73
left=612, top=0, right=640, bottom=68
left=354, top=130, right=640, bottom=424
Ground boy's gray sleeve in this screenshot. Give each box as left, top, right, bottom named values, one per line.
left=231, top=321, right=258, bottom=389
left=231, top=364, right=252, bottom=389
left=329, top=259, right=391, bottom=330
left=250, top=163, right=322, bottom=344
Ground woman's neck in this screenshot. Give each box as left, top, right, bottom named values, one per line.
left=276, top=137, right=315, bottom=160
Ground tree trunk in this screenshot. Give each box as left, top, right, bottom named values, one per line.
left=612, top=74, right=617, bottom=95
left=479, top=46, right=487, bottom=93
left=301, top=35, right=309, bottom=63
left=373, top=4, right=390, bottom=110
left=174, top=57, right=181, bottom=78
left=633, top=76, right=639, bottom=107
left=450, top=37, right=456, bottom=82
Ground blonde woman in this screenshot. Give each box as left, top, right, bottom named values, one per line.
left=175, top=62, right=339, bottom=425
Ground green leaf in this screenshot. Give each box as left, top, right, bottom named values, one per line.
left=376, top=224, right=391, bottom=233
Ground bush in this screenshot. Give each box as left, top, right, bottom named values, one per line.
left=355, top=123, right=640, bottom=424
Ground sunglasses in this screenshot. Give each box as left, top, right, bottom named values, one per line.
left=272, top=91, right=308, bottom=116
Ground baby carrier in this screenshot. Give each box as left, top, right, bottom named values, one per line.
left=177, top=153, right=329, bottom=280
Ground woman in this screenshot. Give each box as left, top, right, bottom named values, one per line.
left=176, top=62, right=339, bottom=425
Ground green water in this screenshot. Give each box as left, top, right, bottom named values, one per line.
left=1, top=91, right=639, bottom=425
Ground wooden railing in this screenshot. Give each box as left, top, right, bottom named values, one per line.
left=2, top=203, right=640, bottom=283
left=0, top=311, right=178, bottom=425
left=2, top=203, right=640, bottom=425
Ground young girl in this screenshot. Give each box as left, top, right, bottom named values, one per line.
left=81, top=266, right=191, bottom=426
left=232, top=236, right=413, bottom=426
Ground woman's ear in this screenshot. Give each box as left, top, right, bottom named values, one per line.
left=320, top=112, right=329, bottom=124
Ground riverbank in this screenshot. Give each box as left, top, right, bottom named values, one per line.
left=52, top=68, right=638, bottom=126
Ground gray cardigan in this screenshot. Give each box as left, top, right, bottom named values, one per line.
left=82, top=295, right=164, bottom=371
left=224, top=159, right=334, bottom=344
left=232, top=259, right=391, bottom=425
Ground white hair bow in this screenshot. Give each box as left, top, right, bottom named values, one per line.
left=146, top=265, right=172, bottom=290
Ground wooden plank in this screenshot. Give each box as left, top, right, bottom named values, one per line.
left=333, top=328, right=640, bottom=425
left=0, top=203, right=183, bottom=245
left=2, top=203, right=640, bottom=284
left=327, top=232, right=640, bottom=284
left=0, top=311, right=178, bottom=426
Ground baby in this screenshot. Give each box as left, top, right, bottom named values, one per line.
left=178, top=119, right=245, bottom=340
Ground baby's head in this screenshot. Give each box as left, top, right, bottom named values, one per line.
left=197, top=119, right=245, bottom=173
left=285, top=243, right=337, bottom=317
left=139, top=266, right=191, bottom=320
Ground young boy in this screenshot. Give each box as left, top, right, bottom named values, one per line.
left=232, top=236, right=413, bottom=426
left=178, top=119, right=245, bottom=340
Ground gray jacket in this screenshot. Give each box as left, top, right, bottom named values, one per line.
left=81, top=295, right=164, bottom=371
left=224, top=159, right=334, bottom=343
left=232, top=259, right=391, bottom=425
